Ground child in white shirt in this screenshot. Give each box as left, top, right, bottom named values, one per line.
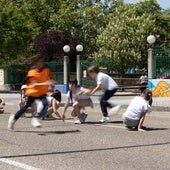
left=122, top=89, right=152, bottom=132
left=87, top=66, right=120, bottom=123
left=62, top=79, right=93, bottom=124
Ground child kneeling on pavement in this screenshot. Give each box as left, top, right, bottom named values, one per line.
left=62, top=79, right=93, bottom=124
left=122, top=89, right=152, bottom=132
left=46, top=90, right=62, bottom=119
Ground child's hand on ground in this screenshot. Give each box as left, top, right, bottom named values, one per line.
left=62, top=114, right=65, bottom=122
left=55, top=112, right=62, bottom=119
left=138, top=128, right=146, bottom=132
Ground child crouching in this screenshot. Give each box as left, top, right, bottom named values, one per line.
left=122, top=89, right=152, bottom=132
left=47, top=90, right=62, bottom=119
left=62, top=79, right=93, bottom=124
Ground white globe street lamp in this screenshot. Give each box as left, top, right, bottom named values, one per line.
left=147, top=35, right=156, bottom=79
left=63, top=45, right=70, bottom=53
left=76, top=44, right=83, bottom=52
left=76, top=44, right=83, bottom=85
left=147, top=35, right=156, bottom=44
left=63, top=45, right=70, bottom=85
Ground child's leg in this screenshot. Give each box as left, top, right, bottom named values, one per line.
left=37, top=96, right=48, bottom=117
left=14, top=97, right=35, bottom=120
left=47, top=107, right=53, bottom=116
left=72, top=102, right=81, bottom=117
left=47, top=106, right=61, bottom=118
left=100, top=89, right=117, bottom=117
left=72, top=99, right=91, bottom=116
left=53, top=105, right=61, bottom=118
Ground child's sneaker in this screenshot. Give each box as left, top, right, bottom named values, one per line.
left=109, top=105, right=121, bottom=116
left=99, top=117, right=110, bottom=123
left=31, top=117, right=42, bottom=128
left=74, top=119, right=82, bottom=124
left=8, top=114, right=16, bottom=131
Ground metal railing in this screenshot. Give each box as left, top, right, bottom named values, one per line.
left=153, top=49, right=170, bottom=78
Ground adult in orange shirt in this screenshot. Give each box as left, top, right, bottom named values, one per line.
left=8, top=54, right=55, bottom=130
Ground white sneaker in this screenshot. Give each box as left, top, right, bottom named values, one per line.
left=8, top=114, right=16, bottom=131
left=109, top=105, right=121, bottom=116
left=74, top=119, right=82, bottom=124
left=31, top=118, right=42, bottom=128
left=99, top=117, right=110, bottom=123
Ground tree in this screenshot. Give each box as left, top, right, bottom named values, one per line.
left=1, top=0, right=170, bottom=67
left=94, top=4, right=157, bottom=75
left=33, top=30, right=77, bottom=62
left=49, top=0, right=118, bottom=55
left=0, top=0, right=39, bottom=64
left=0, top=0, right=118, bottom=64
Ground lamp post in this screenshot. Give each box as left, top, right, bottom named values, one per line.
left=76, top=44, right=83, bottom=85
left=147, top=35, right=156, bottom=79
left=63, top=45, right=70, bottom=85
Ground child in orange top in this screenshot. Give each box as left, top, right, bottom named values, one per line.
left=8, top=54, right=55, bottom=130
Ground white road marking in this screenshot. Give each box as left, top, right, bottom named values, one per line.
left=66, top=120, right=125, bottom=129
left=95, top=124, right=125, bottom=129
left=0, top=158, right=42, bottom=170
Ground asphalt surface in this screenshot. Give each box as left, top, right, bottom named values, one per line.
left=0, top=93, right=169, bottom=170
left=0, top=99, right=169, bottom=169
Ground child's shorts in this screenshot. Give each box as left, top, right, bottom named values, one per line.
left=77, top=98, right=93, bottom=108
left=122, top=115, right=139, bottom=127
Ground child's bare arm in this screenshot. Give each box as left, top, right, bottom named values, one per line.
left=0, top=98, right=5, bottom=106
left=52, top=99, right=61, bottom=118
left=138, top=111, right=147, bottom=132
left=90, top=84, right=101, bottom=95
left=79, top=88, right=92, bottom=95
left=34, top=80, right=56, bottom=86
left=62, top=98, right=70, bottom=122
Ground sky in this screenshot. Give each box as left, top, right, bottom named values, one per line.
left=124, top=0, right=170, bottom=9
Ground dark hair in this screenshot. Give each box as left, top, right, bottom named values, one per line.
left=31, top=54, right=44, bottom=64
left=68, top=79, right=78, bottom=86
left=51, top=90, right=61, bottom=102
left=142, top=89, right=152, bottom=101
left=88, top=66, right=99, bottom=74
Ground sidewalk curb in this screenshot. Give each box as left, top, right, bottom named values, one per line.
left=0, top=91, right=20, bottom=94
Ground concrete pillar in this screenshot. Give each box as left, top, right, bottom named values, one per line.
left=64, top=56, right=68, bottom=84
left=76, top=55, right=81, bottom=85
left=148, top=48, right=154, bottom=79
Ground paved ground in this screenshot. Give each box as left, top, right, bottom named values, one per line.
left=0, top=93, right=169, bottom=170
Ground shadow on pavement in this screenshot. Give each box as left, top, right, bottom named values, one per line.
left=84, top=121, right=102, bottom=124
left=1, top=142, right=169, bottom=159
left=127, top=127, right=169, bottom=131
left=14, top=130, right=80, bottom=135
left=108, top=121, right=123, bottom=124
left=145, top=127, right=169, bottom=131
left=85, top=121, right=123, bottom=124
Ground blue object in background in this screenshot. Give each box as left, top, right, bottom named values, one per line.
left=53, top=84, right=68, bottom=94
left=148, top=80, right=155, bottom=90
